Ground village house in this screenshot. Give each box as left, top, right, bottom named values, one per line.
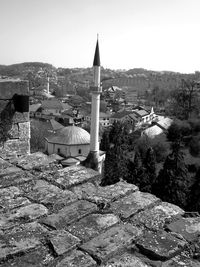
left=29, top=103, right=41, bottom=118
left=35, top=99, right=72, bottom=119
left=86, top=112, right=111, bottom=127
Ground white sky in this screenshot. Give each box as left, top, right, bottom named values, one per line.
left=0, top=0, right=200, bottom=73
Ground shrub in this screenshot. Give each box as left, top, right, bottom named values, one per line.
left=189, top=134, right=200, bottom=157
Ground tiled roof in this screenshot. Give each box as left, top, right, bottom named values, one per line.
left=132, top=108, right=149, bottom=117
left=110, top=110, right=133, bottom=119
left=0, top=152, right=199, bottom=266
left=29, top=103, right=41, bottom=112
left=49, top=119, right=64, bottom=131
left=46, top=125, right=90, bottom=145
left=41, top=99, right=71, bottom=110
left=155, top=117, right=173, bottom=130
left=142, top=125, right=164, bottom=137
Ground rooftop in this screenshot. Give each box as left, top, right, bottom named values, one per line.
left=45, top=125, right=90, bottom=145
left=110, top=110, right=133, bottom=119
left=0, top=151, right=200, bottom=266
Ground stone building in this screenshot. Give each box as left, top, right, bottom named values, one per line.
left=44, top=125, right=90, bottom=158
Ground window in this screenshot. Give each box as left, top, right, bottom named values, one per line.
left=78, top=149, right=81, bottom=154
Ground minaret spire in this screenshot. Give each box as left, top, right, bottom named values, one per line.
left=93, top=36, right=100, bottom=67
left=83, top=36, right=105, bottom=173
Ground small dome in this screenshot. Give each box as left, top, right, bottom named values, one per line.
left=46, top=126, right=90, bottom=145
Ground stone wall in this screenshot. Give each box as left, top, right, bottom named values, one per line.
left=0, top=80, right=30, bottom=159
left=0, top=155, right=200, bottom=266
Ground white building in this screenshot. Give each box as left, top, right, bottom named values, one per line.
left=45, top=126, right=90, bottom=158
left=86, top=112, right=111, bottom=127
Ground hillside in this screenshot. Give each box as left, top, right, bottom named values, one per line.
left=1, top=62, right=200, bottom=99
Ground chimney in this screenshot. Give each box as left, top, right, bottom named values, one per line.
left=0, top=80, right=30, bottom=159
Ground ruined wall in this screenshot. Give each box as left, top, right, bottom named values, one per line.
left=0, top=80, right=30, bottom=159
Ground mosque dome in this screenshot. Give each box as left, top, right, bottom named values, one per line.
left=46, top=126, right=90, bottom=145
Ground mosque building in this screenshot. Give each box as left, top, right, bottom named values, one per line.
left=44, top=38, right=105, bottom=171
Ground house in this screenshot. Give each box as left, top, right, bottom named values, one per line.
left=109, top=110, right=134, bottom=124
left=38, top=99, right=72, bottom=118
left=45, top=125, right=90, bottom=158
left=129, top=106, right=156, bottom=127
left=86, top=112, right=111, bottom=127
left=29, top=103, right=41, bottom=118
left=142, top=116, right=173, bottom=138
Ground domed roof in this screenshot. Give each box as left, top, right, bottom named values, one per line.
left=46, top=126, right=90, bottom=145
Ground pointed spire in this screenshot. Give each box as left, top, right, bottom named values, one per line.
left=93, top=36, right=100, bottom=67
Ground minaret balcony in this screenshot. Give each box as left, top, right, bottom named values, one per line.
left=90, top=86, right=102, bottom=93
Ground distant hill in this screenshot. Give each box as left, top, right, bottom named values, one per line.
left=1, top=62, right=200, bottom=99
left=0, top=62, right=56, bottom=79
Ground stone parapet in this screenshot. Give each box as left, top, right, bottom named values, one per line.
left=0, top=156, right=199, bottom=266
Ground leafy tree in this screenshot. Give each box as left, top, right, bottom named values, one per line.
left=100, top=129, right=110, bottom=151
left=189, top=134, right=200, bottom=157
left=135, top=135, right=150, bottom=161
left=30, top=119, right=52, bottom=153
left=189, top=167, right=200, bottom=212
left=100, top=101, right=107, bottom=113
left=167, top=120, right=191, bottom=143
left=101, top=121, right=132, bottom=186
left=169, top=79, right=200, bottom=120
left=149, top=135, right=169, bottom=163
left=143, top=147, right=157, bottom=188
left=101, top=145, right=127, bottom=186
left=153, top=143, right=191, bottom=209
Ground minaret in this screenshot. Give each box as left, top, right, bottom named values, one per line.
left=83, top=37, right=105, bottom=172
left=46, top=75, right=50, bottom=94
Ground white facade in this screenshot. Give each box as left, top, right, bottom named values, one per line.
left=45, top=141, right=90, bottom=158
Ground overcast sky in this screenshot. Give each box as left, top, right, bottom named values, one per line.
left=0, top=0, right=200, bottom=73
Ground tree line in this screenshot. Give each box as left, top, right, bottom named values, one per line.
left=100, top=119, right=200, bottom=213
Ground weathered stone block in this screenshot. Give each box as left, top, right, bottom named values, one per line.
left=0, top=170, right=34, bottom=188
left=3, top=221, right=49, bottom=240
left=19, top=121, right=30, bottom=140
left=1, top=246, right=54, bottom=267
left=40, top=200, right=97, bottom=230
left=56, top=250, right=97, bottom=267
left=136, top=231, right=187, bottom=261
left=163, top=253, right=200, bottom=266
left=0, top=237, right=41, bottom=261
left=2, top=139, right=30, bottom=158
left=0, top=80, right=29, bottom=99
left=7, top=123, right=19, bottom=139
left=0, top=186, right=30, bottom=212
left=15, top=151, right=57, bottom=170
left=72, top=181, right=138, bottom=204
left=0, top=203, right=48, bottom=230
left=12, top=111, right=29, bottom=123
left=0, top=222, right=47, bottom=261
left=67, top=213, right=120, bottom=242
left=131, top=202, right=184, bottom=231
left=167, top=217, right=200, bottom=242
left=80, top=224, right=143, bottom=263
left=0, top=158, right=13, bottom=170
left=19, top=179, right=77, bottom=210
left=47, top=230, right=81, bottom=256
left=102, top=253, right=149, bottom=267
left=43, top=165, right=100, bottom=189
left=0, top=166, right=21, bottom=178
left=110, top=191, right=160, bottom=219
